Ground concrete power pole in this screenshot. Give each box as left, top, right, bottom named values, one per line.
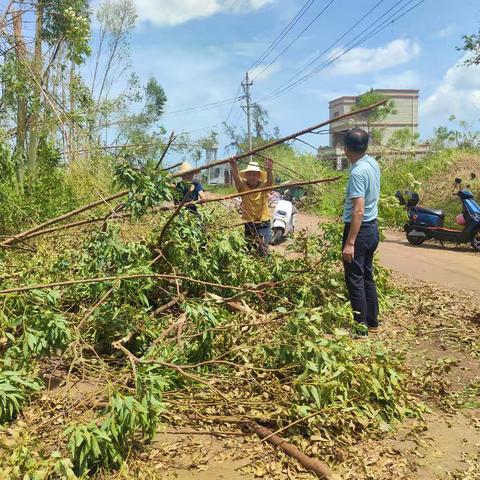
left=242, top=71, right=253, bottom=162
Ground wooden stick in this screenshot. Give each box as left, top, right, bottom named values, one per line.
left=182, top=176, right=341, bottom=210
left=250, top=423, right=332, bottom=479
left=187, top=414, right=333, bottom=478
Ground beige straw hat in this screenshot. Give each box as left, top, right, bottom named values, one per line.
left=178, top=162, right=194, bottom=174
left=240, top=161, right=267, bottom=182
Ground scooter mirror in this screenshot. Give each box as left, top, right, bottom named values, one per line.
left=395, top=191, right=406, bottom=205
left=455, top=178, right=462, bottom=184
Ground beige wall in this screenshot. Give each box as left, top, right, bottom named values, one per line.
left=329, top=90, right=419, bottom=147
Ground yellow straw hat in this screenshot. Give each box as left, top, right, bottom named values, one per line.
left=240, top=161, right=267, bottom=182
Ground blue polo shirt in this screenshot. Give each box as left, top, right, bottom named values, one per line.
left=343, top=155, right=380, bottom=223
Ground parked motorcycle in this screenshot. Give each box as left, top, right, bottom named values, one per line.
left=396, top=176, right=480, bottom=251
left=271, top=190, right=297, bottom=245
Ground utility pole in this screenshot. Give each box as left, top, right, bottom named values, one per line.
left=241, top=71, right=253, bottom=161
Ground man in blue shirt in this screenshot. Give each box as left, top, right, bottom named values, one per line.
left=342, top=128, right=381, bottom=335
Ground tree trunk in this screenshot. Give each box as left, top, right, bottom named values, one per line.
left=27, top=0, right=43, bottom=172
left=12, top=10, right=27, bottom=183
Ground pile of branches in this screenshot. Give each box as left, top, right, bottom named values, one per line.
left=0, top=160, right=420, bottom=479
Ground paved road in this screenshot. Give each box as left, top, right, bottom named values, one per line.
left=291, top=213, right=480, bottom=293
left=379, top=230, right=480, bottom=293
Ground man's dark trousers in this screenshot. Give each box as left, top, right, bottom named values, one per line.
left=342, top=220, right=379, bottom=328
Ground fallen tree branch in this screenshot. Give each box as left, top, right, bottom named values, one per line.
left=187, top=413, right=333, bottom=478
left=172, top=99, right=387, bottom=179
left=155, top=131, right=176, bottom=170
left=0, top=190, right=127, bottom=247
left=150, top=294, right=184, bottom=319
left=0, top=273, right=263, bottom=295
left=112, top=340, right=230, bottom=402
left=250, top=423, right=333, bottom=479
left=157, top=186, right=193, bottom=248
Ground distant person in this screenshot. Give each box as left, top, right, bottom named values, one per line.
left=230, top=158, right=273, bottom=256
left=175, top=162, right=206, bottom=214
left=342, top=128, right=381, bottom=337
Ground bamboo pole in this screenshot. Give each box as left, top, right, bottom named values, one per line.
left=0, top=190, right=128, bottom=247
left=171, top=99, right=387, bottom=179
left=1, top=100, right=384, bottom=247
left=4, top=176, right=340, bottom=244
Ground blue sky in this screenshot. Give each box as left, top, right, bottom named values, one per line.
left=124, top=0, right=480, bottom=153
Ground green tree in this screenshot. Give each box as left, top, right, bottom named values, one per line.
left=387, top=127, right=420, bottom=151
left=350, top=90, right=397, bottom=145
left=459, top=27, right=480, bottom=65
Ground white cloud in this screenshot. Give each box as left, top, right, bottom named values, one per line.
left=248, top=62, right=281, bottom=81
left=326, top=38, right=421, bottom=76
left=133, top=0, right=273, bottom=26
left=372, top=69, right=421, bottom=89
left=420, top=55, right=480, bottom=135
left=435, top=25, right=454, bottom=38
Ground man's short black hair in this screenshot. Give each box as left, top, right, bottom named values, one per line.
left=345, top=128, right=369, bottom=154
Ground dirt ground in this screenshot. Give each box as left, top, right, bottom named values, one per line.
left=127, top=282, right=480, bottom=480
left=126, top=212, right=480, bottom=480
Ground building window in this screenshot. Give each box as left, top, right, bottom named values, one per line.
left=334, top=111, right=339, bottom=118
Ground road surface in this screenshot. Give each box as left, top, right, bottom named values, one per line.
left=378, top=230, right=480, bottom=293
left=291, top=213, right=480, bottom=293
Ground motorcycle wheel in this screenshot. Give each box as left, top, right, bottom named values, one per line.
left=406, top=233, right=425, bottom=246
left=471, top=232, right=480, bottom=252
left=271, top=227, right=284, bottom=245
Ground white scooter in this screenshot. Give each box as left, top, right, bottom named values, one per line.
left=271, top=193, right=297, bottom=245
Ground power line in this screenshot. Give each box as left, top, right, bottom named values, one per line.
left=162, top=96, right=242, bottom=117
left=251, top=0, right=336, bottom=82
left=261, top=0, right=425, bottom=103
left=249, top=0, right=318, bottom=71
left=223, top=82, right=243, bottom=126
left=260, top=0, right=410, bottom=102
left=263, top=0, right=388, bottom=98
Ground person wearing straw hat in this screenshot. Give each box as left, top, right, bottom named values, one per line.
left=175, top=162, right=206, bottom=214
left=230, top=158, right=274, bottom=255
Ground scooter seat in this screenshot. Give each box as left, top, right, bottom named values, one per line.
left=416, top=207, right=445, bottom=217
